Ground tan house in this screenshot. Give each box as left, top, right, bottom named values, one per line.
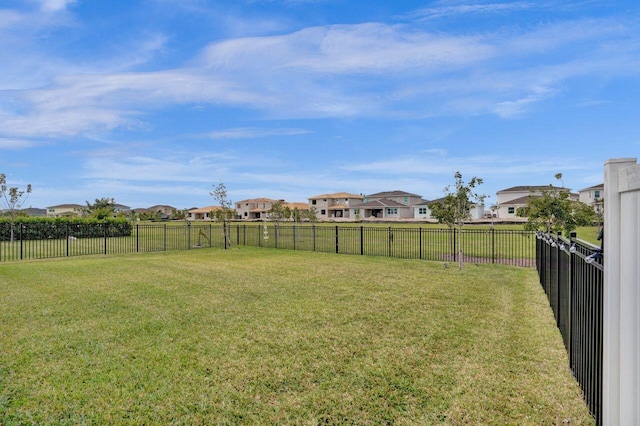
left=352, top=190, right=423, bottom=219
left=235, top=198, right=278, bottom=220
left=46, top=204, right=84, bottom=217
left=308, top=192, right=364, bottom=220
left=187, top=205, right=223, bottom=221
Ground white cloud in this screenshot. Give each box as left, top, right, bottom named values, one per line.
left=207, top=127, right=310, bottom=139
left=39, top=0, right=77, bottom=12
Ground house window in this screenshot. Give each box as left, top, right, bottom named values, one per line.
left=419, top=208, right=428, bottom=215
left=386, top=208, right=398, bottom=216
left=508, top=207, right=515, bottom=214
left=312, top=200, right=316, bottom=205
left=594, top=190, right=601, bottom=199
left=354, top=208, right=360, bottom=215
left=403, top=197, right=408, bottom=204
left=321, top=209, right=326, bottom=215
left=244, top=212, right=248, bottom=217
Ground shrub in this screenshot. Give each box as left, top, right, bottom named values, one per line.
left=0, top=217, right=132, bottom=242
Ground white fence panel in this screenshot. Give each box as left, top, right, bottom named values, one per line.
left=603, top=157, right=640, bottom=426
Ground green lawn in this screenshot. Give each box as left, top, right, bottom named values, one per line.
left=0, top=248, right=594, bottom=425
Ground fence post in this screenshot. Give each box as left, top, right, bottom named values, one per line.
left=491, top=227, right=495, bottom=263
left=419, top=227, right=423, bottom=260
left=335, top=226, right=339, bottom=254
left=313, top=225, right=316, bottom=252
left=164, top=223, right=167, bottom=251
left=66, top=222, right=70, bottom=257
left=103, top=223, right=107, bottom=255
left=568, top=231, right=576, bottom=358
left=360, top=226, right=364, bottom=256
left=187, top=221, right=191, bottom=249
left=452, top=228, right=457, bottom=262
left=19, top=223, right=23, bottom=260
left=603, top=157, right=640, bottom=425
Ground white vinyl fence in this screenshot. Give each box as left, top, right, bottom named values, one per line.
left=603, top=158, right=640, bottom=425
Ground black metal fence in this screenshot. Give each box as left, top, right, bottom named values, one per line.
left=1, top=222, right=536, bottom=265
left=536, top=231, right=603, bottom=425
left=0, top=222, right=225, bottom=262
left=231, top=224, right=535, bottom=266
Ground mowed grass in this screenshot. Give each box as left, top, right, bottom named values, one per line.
left=0, top=248, right=594, bottom=425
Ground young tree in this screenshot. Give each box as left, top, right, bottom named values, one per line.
left=429, top=171, right=486, bottom=270
left=268, top=200, right=289, bottom=238
left=0, top=173, right=32, bottom=242
left=517, top=173, right=596, bottom=235
left=84, top=197, right=116, bottom=220
left=211, top=182, right=233, bottom=249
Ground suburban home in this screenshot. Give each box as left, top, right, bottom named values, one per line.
left=413, top=199, right=433, bottom=220
left=428, top=197, right=485, bottom=221
left=187, top=206, right=223, bottom=221
left=113, top=204, right=131, bottom=214
left=284, top=202, right=310, bottom=218
left=235, top=198, right=279, bottom=220
left=351, top=190, right=424, bottom=220
left=495, top=185, right=578, bottom=219
left=46, top=204, right=84, bottom=217
left=308, top=192, right=364, bottom=220
left=578, top=183, right=604, bottom=213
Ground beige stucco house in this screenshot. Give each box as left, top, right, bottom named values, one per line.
left=46, top=204, right=84, bottom=217
left=187, top=205, right=223, bottom=221
left=308, top=192, right=364, bottom=220
left=235, top=198, right=278, bottom=220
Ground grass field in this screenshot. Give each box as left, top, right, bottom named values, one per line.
left=0, top=247, right=594, bottom=424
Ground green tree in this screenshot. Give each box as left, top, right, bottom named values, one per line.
left=0, top=173, right=32, bottom=242
left=84, top=197, right=117, bottom=220
left=429, top=171, right=486, bottom=269
left=517, top=173, right=596, bottom=235
left=211, top=182, right=233, bottom=249
left=304, top=206, right=318, bottom=222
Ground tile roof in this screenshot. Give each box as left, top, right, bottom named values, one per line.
left=308, top=192, right=363, bottom=200
left=353, top=198, right=409, bottom=208
left=188, top=205, right=223, bottom=213
left=497, top=185, right=565, bottom=193
left=366, top=190, right=422, bottom=198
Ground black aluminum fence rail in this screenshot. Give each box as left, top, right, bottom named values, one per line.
left=0, top=222, right=226, bottom=262
left=231, top=224, right=535, bottom=266
left=536, top=231, right=603, bottom=425
left=1, top=222, right=536, bottom=265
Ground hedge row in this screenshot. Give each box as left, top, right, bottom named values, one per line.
left=0, top=218, right=133, bottom=241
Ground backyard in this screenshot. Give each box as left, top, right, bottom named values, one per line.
left=0, top=247, right=594, bottom=424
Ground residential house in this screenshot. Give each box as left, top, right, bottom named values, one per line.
left=352, top=190, right=423, bottom=219
left=495, top=185, right=578, bottom=219
left=413, top=199, right=432, bottom=220
left=134, top=205, right=177, bottom=220
left=428, top=197, right=485, bottom=221
left=46, top=204, right=84, bottom=217
left=235, top=198, right=278, bottom=220
left=308, top=192, right=364, bottom=220
left=285, top=202, right=310, bottom=219
left=578, top=183, right=604, bottom=214
left=187, top=206, right=223, bottom=221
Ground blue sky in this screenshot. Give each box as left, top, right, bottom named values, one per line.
left=1, top=0, right=639, bottom=210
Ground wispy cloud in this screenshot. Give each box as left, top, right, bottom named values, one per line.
left=207, top=127, right=310, bottom=139
left=403, top=2, right=533, bottom=21
left=1, top=13, right=638, bottom=142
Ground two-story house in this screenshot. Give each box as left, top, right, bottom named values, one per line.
left=235, top=198, right=279, bottom=220
left=496, top=185, right=578, bottom=219
left=308, top=192, right=364, bottom=220
left=578, top=183, right=604, bottom=214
